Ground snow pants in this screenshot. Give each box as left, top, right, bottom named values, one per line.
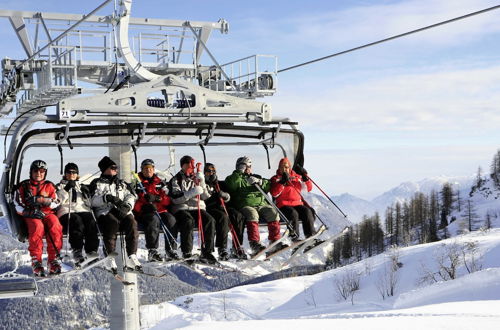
left=206, top=206, right=230, bottom=250
left=241, top=205, right=280, bottom=243
left=98, top=210, right=138, bottom=256
left=173, top=209, right=215, bottom=254
left=59, top=212, right=99, bottom=253
left=280, top=205, right=316, bottom=238
left=24, top=213, right=63, bottom=262
left=136, top=211, right=178, bottom=251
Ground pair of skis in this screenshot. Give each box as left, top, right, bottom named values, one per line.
left=36, top=255, right=110, bottom=282
left=280, top=226, right=349, bottom=269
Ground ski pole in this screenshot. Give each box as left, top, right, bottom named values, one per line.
left=215, top=181, right=242, bottom=250
left=305, top=174, right=349, bottom=219
left=131, top=172, right=177, bottom=250
left=63, top=188, right=72, bottom=261
left=194, top=161, right=205, bottom=249
left=283, top=175, right=329, bottom=229
left=252, top=181, right=298, bottom=238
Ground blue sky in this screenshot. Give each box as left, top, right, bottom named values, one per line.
left=0, top=0, right=499, bottom=199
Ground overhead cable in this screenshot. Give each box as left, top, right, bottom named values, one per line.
left=278, top=4, right=500, bottom=73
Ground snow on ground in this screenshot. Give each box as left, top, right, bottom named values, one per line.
left=142, top=229, right=500, bottom=329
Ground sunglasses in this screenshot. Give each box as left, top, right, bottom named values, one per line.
left=205, top=169, right=216, bottom=174
left=109, top=165, right=118, bottom=170
left=33, top=168, right=47, bottom=173
left=65, top=170, right=78, bottom=175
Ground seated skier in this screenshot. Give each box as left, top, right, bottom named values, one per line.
left=15, top=160, right=62, bottom=276
left=56, top=162, right=99, bottom=266
left=90, top=156, right=141, bottom=272
left=168, top=155, right=217, bottom=263
left=270, top=158, right=316, bottom=241
left=133, top=158, right=179, bottom=262
left=204, top=163, right=247, bottom=260
left=225, top=156, right=287, bottom=256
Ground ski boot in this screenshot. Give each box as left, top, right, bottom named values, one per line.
left=105, top=257, right=118, bottom=274
left=218, top=248, right=230, bottom=261
left=148, top=249, right=163, bottom=262
left=249, top=240, right=266, bottom=255
left=48, top=259, right=62, bottom=275
left=126, top=254, right=143, bottom=272
left=165, top=249, right=180, bottom=261
left=199, top=251, right=218, bottom=265
left=73, top=249, right=85, bottom=267
left=31, top=257, right=46, bottom=277
left=86, top=250, right=100, bottom=261
left=303, top=239, right=325, bottom=253
left=266, top=241, right=289, bottom=255
left=230, top=247, right=248, bottom=260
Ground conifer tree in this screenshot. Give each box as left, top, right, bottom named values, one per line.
left=463, top=199, right=479, bottom=232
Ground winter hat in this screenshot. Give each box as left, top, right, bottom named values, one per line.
left=98, top=156, right=117, bottom=172
left=278, top=158, right=291, bottom=174
left=141, top=159, right=155, bottom=168
left=180, top=155, right=193, bottom=167
left=64, top=162, right=79, bottom=174
left=236, top=156, right=252, bottom=172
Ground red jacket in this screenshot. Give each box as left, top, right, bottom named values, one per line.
left=270, top=169, right=312, bottom=208
left=15, top=179, right=58, bottom=215
left=133, top=173, right=171, bottom=214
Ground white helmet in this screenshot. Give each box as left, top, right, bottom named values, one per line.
left=236, top=156, right=252, bottom=172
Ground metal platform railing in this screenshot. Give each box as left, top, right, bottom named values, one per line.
left=198, top=54, right=278, bottom=98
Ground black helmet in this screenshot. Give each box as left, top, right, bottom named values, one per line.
left=141, top=159, right=155, bottom=168
left=30, top=160, right=47, bottom=179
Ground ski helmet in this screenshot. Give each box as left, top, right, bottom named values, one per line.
left=236, top=156, right=252, bottom=171
left=30, top=160, right=48, bottom=179
left=141, top=159, right=155, bottom=168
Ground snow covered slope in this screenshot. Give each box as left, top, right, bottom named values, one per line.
left=143, top=229, right=500, bottom=329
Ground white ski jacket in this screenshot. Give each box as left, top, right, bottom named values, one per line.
left=56, top=180, right=92, bottom=217
left=90, top=175, right=137, bottom=217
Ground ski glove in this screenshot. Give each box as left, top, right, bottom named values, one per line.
left=104, top=194, right=121, bottom=205
left=195, top=172, right=205, bottom=183
left=184, top=185, right=204, bottom=199
left=279, top=172, right=290, bottom=185
left=295, top=165, right=309, bottom=181
left=64, top=180, right=76, bottom=191
left=80, top=185, right=90, bottom=198
left=145, top=193, right=161, bottom=203
left=219, top=191, right=230, bottom=202
left=115, top=201, right=132, bottom=218
left=23, top=209, right=46, bottom=219
left=141, top=203, right=157, bottom=214
left=247, top=176, right=262, bottom=186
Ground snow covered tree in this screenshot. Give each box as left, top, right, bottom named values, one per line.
left=341, top=230, right=353, bottom=260
left=470, top=166, right=485, bottom=197
left=455, top=189, right=462, bottom=213
left=440, top=183, right=454, bottom=218
left=462, top=199, right=479, bottom=232
left=490, top=149, right=500, bottom=188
